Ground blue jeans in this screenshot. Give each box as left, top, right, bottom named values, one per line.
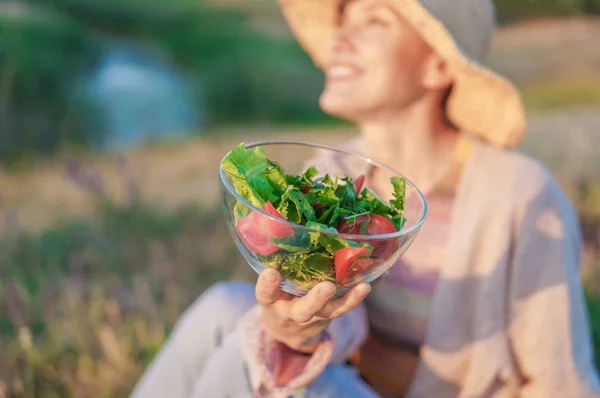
left=129, top=281, right=378, bottom=398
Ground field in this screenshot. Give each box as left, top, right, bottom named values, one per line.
left=1, top=17, right=600, bottom=397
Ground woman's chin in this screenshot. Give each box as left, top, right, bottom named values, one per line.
left=318, top=94, right=362, bottom=121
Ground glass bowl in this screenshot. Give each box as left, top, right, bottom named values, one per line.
left=219, top=140, right=428, bottom=297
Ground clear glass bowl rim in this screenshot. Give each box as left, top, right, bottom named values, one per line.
left=219, top=140, right=429, bottom=241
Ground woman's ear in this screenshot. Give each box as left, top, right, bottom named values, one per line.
left=422, top=53, right=454, bottom=91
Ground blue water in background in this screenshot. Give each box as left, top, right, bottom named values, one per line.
left=84, top=44, right=206, bottom=151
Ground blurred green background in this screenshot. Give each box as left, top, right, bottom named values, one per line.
left=1, top=0, right=600, bottom=396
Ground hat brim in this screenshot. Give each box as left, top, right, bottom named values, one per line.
left=278, top=0, right=526, bottom=148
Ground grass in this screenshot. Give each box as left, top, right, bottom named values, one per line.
left=0, top=200, right=253, bottom=397
left=521, top=75, right=600, bottom=110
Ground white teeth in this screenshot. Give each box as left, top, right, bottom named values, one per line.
left=328, top=65, right=357, bottom=78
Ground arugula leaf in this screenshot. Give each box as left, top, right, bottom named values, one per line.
left=362, top=189, right=392, bottom=215
left=279, top=253, right=336, bottom=286
left=289, top=189, right=316, bottom=222
left=319, top=174, right=333, bottom=186
left=333, top=172, right=340, bottom=190
left=305, top=221, right=372, bottom=255
left=341, top=176, right=358, bottom=200
left=390, top=177, right=406, bottom=210
left=271, top=234, right=311, bottom=253
left=320, top=234, right=373, bottom=255
left=319, top=234, right=351, bottom=255
left=316, top=203, right=339, bottom=225
left=305, top=221, right=338, bottom=246
left=305, top=221, right=338, bottom=232
left=351, top=199, right=373, bottom=214
left=304, top=188, right=338, bottom=206
left=359, top=215, right=370, bottom=234
left=283, top=166, right=318, bottom=190
left=285, top=173, right=301, bottom=187
left=302, top=166, right=319, bottom=183
left=390, top=176, right=407, bottom=230
left=391, top=213, right=406, bottom=231
left=278, top=186, right=315, bottom=224
left=302, top=253, right=334, bottom=271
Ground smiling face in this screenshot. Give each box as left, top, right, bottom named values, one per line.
left=319, top=0, right=446, bottom=122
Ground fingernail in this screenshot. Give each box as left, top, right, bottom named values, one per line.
left=319, top=285, right=336, bottom=298
left=263, top=270, right=277, bottom=283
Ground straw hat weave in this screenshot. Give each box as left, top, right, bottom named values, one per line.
left=278, top=0, right=527, bottom=148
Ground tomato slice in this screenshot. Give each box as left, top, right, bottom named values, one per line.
left=262, top=201, right=284, bottom=218
left=334, top=247, right=374, bottom=286
left=262, top=201, right=295, bottom=237
left=236, top=202, right=294, bottom=256
left=354, top=174, right=365, bottom=196
left=337, top=214, right=398, bottom=259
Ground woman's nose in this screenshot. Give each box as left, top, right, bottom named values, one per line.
left=329, top=26, right=356, bottom=55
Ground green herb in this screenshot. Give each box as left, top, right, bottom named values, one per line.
left=271, top=234, right=312, bottom=253
left=390, top=176, right=407, bottom=230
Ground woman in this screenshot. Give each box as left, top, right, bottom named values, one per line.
left=131, top=0, right=600, bottom=397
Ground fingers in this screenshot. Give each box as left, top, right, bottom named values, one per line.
left=320, top=283, right=371, bottom=319
left=255, top=268, right=284, bottom=307
left=257, top=270, right=372, bottom=324
left=288, top=282, right=337, bottom=323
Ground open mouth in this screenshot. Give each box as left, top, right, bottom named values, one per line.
left=327, top=64, right=363, bottom=80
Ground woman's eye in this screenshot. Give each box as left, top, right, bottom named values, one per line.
left=366, top=16, right=387, bottom=27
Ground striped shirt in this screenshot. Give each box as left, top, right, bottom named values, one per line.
left=366, top=192, right=454, bottom=346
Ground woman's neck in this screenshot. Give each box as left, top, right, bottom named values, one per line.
left=358, top=97, right=461, bottom=196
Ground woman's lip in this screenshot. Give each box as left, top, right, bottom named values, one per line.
left=327, top=64, right=363, bottom=80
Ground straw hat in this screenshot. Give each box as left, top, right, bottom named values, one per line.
left=278, top=0, right=527, bottom=148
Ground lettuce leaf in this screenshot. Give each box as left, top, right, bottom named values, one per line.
left=222, top=143, right=288, bottom=206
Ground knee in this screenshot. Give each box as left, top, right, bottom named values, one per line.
left=178, top=281, right=256, bottom=331
left=199, top=281, right=256, bottom=313
left=143, top=282, right=257, bottom=379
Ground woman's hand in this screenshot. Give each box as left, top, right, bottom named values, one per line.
left=255, top=268, right=371, bottom=354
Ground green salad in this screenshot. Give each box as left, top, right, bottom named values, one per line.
left=222, top=143, right=406, bottom=288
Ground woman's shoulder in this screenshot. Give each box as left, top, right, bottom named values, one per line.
left=471, top=139, right=578, bottom=226
left=466, top=141, right=582, bottom=268
left=471, top=139, right=558, bottom=199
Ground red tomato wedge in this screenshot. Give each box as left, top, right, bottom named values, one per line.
left=262, top=202, right=294, bottom=237
left=334, top=247, right=374, bottom=286
left=337, top=214, right=398, bottom=259
left=354, top=174, right=365, bottom=195
left=236, top=201, right=294, bottom=256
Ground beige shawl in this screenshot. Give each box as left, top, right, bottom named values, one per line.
left=405, top=138, right=600, bottom=397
